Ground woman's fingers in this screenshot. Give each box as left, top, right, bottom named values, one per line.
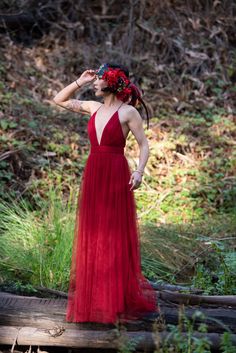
left=85, top=69, right=95, bottom=76
left=129, top=174, right=142, bottom=191
left=129, top=175, right=134, bottom=190
left=78, top=70, right=96, bottom=85
left=130, top=181, right=140, bottom=191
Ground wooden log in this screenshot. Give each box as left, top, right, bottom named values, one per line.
left=1, top=301, right=236, bottom=333
left=0, top=294, right=236, bottom=333
left=149, top=282, right=204, bottom=294
left=0, top=326, right=236, bottom=350
left=2, top=288, right=236, bottom=308
left=159, top=290, right=236, bottom=307
left=35, top=286, right=236, bottom=307
left=36, top=286, right=68, bottom=298
left=35, top=283, right=204, bottom=298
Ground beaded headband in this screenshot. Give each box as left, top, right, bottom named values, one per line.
left=96, top=63, right=110, bottom=78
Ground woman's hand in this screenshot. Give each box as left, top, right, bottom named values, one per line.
left=77, top=69, right=96, bottom=86
left=129, top=171, right=142, bottom=191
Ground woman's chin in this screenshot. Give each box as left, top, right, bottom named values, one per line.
left=94, top=90, right=104, bottom=97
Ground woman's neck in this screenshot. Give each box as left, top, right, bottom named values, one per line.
left=103, top=94, right=121, bottom=108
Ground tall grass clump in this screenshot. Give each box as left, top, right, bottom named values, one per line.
left=0, top=186, right=235, bottom=293
left=0, top=187, right=76, bottom=291
left=1, top=189, right=199, bottom=289
left=140, top=223, right=200, bottom=282
left=140, top=213, right=236, bottom=285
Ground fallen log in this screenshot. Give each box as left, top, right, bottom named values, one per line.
left=0, top=326, right=235, bottom=350
left=36, top=285, right=236, bottom=308
left=35, top=282, right=204, bottom=299
left=159, top=290, right=236, bottom=307
left=36, top=286, right=68, bottom=298
left=1, top=306, right=235, bottom=333
left=149, top=282, right=204, bottom=294
left=1, top=292, right=236, bottom=350
left=0, top=293, right=236, bottom=333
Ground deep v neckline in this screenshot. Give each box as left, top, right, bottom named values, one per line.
left=94, top=103, right=123, bottom=146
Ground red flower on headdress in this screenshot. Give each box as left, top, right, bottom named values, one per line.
left=102, top=68, right=131, bottom=102
left=96, top=64, right=150, bottom=128
left=116, top=87, right=132, bottom=102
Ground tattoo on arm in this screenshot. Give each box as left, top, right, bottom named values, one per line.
left=65, top=99, right=82, bottom=112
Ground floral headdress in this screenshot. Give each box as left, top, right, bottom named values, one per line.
left=96, top=63, right=132, bottom=102
left=96, top=63, right=150, bottom=128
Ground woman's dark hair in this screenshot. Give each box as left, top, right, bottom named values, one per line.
left=105, top=62, right=150, bottom=129
left=106, top=63, right=130, bottom=78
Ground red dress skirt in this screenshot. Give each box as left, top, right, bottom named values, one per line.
left=66, top=107, right=158, bottom=323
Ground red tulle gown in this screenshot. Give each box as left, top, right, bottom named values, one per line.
left=66, top=104, right=158, bottom=324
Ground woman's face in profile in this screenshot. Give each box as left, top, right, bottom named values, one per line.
left=93, top=75, right=108, bottom=97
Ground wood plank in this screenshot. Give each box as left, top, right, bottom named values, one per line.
left=2, top=290, right=236, bottom=309
left=1, top=292, right=236, bottom=340
left=1, top=301, right=236, bottom=333
left=0, top=326, right=236, bottom=350
left=159, top=290, right=236, bottom=307
left=36, top=283, right=205, bottom=296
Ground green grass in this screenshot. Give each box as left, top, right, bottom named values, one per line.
left=0, top=187, right=75, bottom=291
left=154, top=309, right=236, bottom=353
left=140, top=222, right=200, bottom=282
left=0, top=187, right=235, bottom=294
left=192, top=241, right=236, bottom=295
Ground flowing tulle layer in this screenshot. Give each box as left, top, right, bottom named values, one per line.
left=66, top=147, right=158, bottom=323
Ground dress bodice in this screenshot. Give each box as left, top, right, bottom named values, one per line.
left=88, top=110, right=126, bottom=148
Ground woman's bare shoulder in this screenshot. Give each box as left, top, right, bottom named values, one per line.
left=78, top=100, right=102, bottom=115
left=90, top=101, right=103, bottom=115
left=120, top=104, right=140, bottom=121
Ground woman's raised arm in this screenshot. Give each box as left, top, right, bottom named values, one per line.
left=53, top=69, right=96, bottom=114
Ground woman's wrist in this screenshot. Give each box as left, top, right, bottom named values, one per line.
left=134, top=169, right=144, bottom=176
left=75, top=79, right=83, bottom=89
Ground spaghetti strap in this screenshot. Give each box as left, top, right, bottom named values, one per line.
left=93, top=104, right=103, bottom=115
left=117, top=102, right=123, bottom=111
left=95, top=102, right=123, bottom=115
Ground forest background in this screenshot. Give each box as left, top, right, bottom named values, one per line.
left=0, top=0, right=235, bottom=296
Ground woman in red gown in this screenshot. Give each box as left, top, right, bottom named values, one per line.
left=53, top=63, right=158, bottom=324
